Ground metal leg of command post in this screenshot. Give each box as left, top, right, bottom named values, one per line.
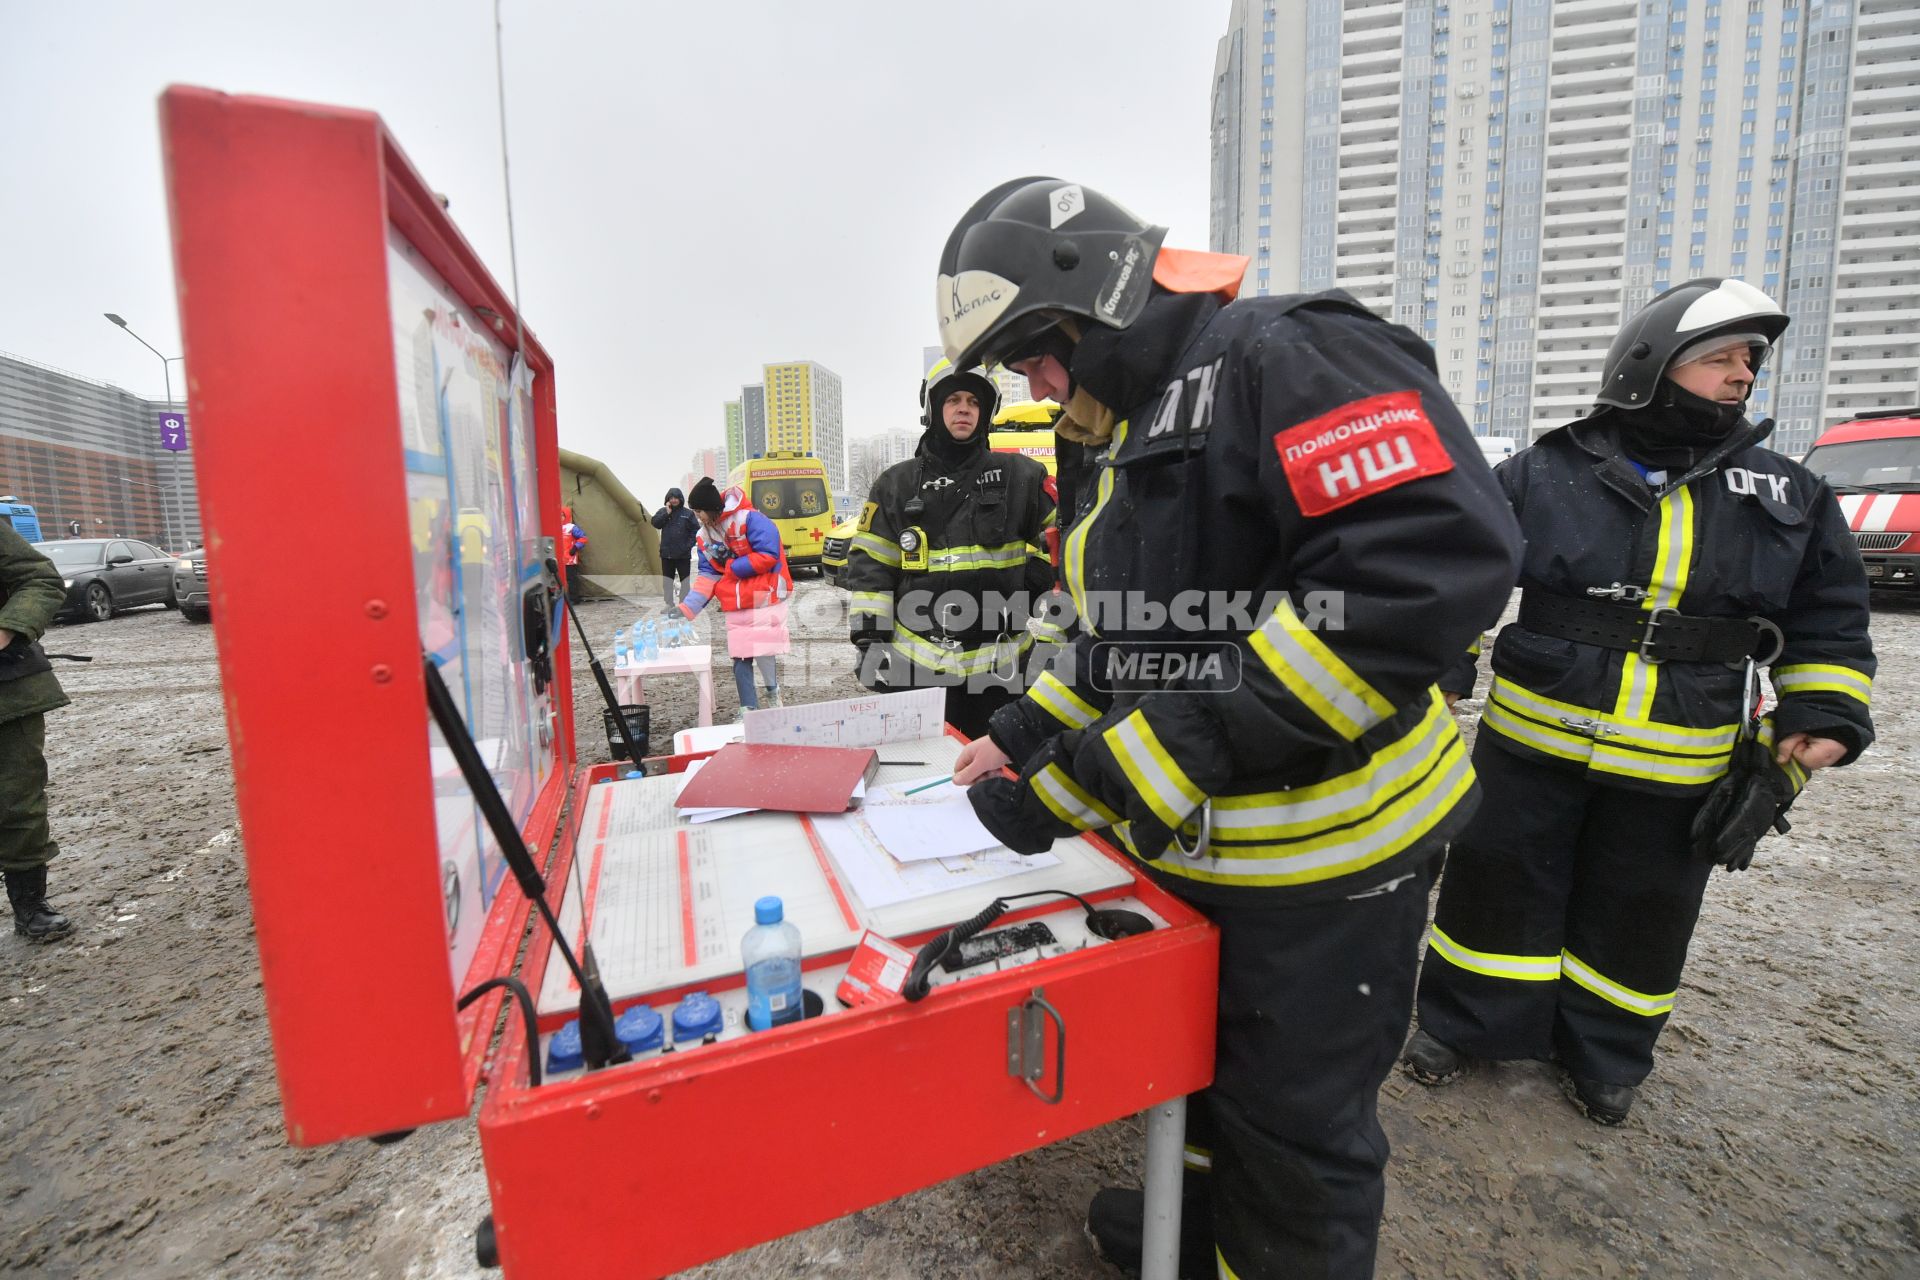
left=1140, top=1095, right=1188, bottom=1280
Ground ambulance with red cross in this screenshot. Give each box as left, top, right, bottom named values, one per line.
left=1802, top=409, right=1920, bottom=589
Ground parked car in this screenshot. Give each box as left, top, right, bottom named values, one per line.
left=32, top=538, right=179, bottom=621
left=173, top=548, right=211, bottom=622
left=820, top=513, right=857, bottom=587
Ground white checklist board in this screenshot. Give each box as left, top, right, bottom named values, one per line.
left=539, top=735, right=1133, bottom=1013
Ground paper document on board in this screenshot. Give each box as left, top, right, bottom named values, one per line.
left=861, top=777, right=1002, bottom=862
left=810, top=806, right=1057, bottom=909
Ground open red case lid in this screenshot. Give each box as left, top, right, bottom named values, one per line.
left=162, top=86, right=574, bottom=1144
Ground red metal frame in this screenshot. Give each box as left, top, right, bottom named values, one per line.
left=167, top=85, right=1219, bottom=1280
left=162, top=85, right=573, bottom=1144
left=480, top=778, right=1214, bottom=1279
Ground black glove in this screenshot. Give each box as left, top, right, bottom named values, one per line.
left=1690, top=738, right=1798, bottom=872
left=968, top=775, right=1078, bottom=855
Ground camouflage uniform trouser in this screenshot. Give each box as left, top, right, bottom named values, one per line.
left=0, top=713, right=55, bottom=872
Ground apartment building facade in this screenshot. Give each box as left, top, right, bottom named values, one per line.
left=1213, top=0, right=1917, bottom=454
left=763, top=360, right=846, bottom=494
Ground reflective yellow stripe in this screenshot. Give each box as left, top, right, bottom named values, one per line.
left=1183, top=1143, right=1213, bottom=1171
left=1141, top=733, right=1473, bottom=886
left=1486, top=684, right=1735, bottom=787
left=1560, top=950, right=1676, bottom=1017
left=1030, top=671, right=1098, bottom=729
left=848, top=591, right=892, bottom=622
left=1482, top=697, right=1595, bottom=764
left=1212, top=694, right=1457, bottom=840
left=1103, top=711, right=1206, bottom=831
left=1613, top=485, right=1696, bottom=722
left=1495, top=678, right=1738, bottom=752
left=850, top=532, right=902, bottom=566
left=924, top=542, right=1033, bottom=572
left=1467, top=634, right=1483, bottom=657
left=890, top=624, right=1033, bottom=677
left=1031, top=762, right=1120, bottom=829
left=1773, top=663, right=1872, bottom=706
left=1065, top=419, right=1127, bottom=633
left=1218, top=1245, right=1243, bottom=1280
left=1427, top=926, right=1560, bottom=981
left=1248, top=605, right=1395, bottom=741
left=1588, top=742, right=1730, bottom=785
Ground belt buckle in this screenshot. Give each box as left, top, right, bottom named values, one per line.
left=1587, top=582, right=1650, bottom=603
left=1638, top=605, right=1677, bottom=663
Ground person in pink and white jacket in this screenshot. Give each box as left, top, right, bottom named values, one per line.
left=678, top=477, right=792, bottom=711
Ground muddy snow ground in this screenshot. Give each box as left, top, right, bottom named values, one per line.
left=3, top=580, right=1916, bottom=1278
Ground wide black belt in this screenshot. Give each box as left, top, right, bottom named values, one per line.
left=1519, top=590, right=1784, bottom=665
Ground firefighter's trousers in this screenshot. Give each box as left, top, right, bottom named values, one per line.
left=1417, top=736, right=1715, bottom=1086
left=1181, top=845, right=1439, bottom=1280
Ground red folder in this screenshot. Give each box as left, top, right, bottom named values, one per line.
left=673, top=742, right=879, bottom=814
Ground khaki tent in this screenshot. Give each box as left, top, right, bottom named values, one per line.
left=558, top=447, right=661, bottom=602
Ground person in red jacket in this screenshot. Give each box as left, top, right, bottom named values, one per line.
left=678, top=477, right=792, bottom=712
left=558, top=506, right=589, bottom=604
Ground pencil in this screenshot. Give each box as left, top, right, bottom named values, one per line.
left=903, top=775, right=954, bottom=795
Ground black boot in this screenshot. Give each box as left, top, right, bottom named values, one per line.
left=1085, top=1183, right=1215, bottom=1280
left=1401, top=1028, right=1467, bottom=1085
left=5, top=866, right=72, bottom=943
left=1563, top=1072, right=1635, bottom=1126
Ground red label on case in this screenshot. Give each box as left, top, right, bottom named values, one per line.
left=1272, top=390, right=1454, bottom=517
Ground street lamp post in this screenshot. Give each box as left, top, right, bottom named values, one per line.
left=104, top=313, right=185, bottom=549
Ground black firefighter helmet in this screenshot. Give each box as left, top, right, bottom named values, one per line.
left=1595, top=278, right=1790, bottom=411
left=937, top=178, right=1168, bottom=372
left=919, top=357, right=1000, bottom=429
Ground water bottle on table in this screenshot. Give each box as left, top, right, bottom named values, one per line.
left=613, top=627, right=628, bottom=666
left=742, top=896, right=803, bottom=1031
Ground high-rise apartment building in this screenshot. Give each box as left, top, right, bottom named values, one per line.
left=1773, top=0, right=1920, bottom=448
left=741, top=383, right=767, bottom=460
left=722, top=399, right=743, bottom=475
left=1213, top=0, right=1918, bottom=454
left=763, top=360, right=846, bottom=493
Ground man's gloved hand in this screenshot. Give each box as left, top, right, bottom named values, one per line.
left=1690, top=738, right=1798, bottom=871
left=968, top=775, right=1078, bottom=855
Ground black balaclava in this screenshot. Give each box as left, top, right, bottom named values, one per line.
left=1616, top=379, right=1748, bottom=471
left=921, top=382, right=992, bottom=471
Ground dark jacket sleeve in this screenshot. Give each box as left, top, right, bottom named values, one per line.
left=1052, top=329, right=1524, bottom=852
left=844, top=476, right=903, bottom=642
left=0, top=526, right=67, bottom=643
left=1766, top=479, right=1876, bottom=763
left=651, top=507, right=670, bottom=529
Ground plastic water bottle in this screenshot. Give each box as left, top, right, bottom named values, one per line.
left=742, top=896, right=803, bottom=1031
left=613, top=627, right=628, bottom=666
left=642, top=621, right=659, bottom=661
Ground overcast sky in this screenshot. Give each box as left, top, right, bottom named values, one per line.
left=0, top=2, right=1224, bottom=501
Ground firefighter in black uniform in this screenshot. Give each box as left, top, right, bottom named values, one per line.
left=938, top=178, right=1523, bottom=1280
left=845, top=359, right=1055, bottom=740
left=1407, top=279, right=1876, bottom=1126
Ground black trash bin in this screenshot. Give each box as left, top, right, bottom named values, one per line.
left=602, top=703, right=651, bottom=762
